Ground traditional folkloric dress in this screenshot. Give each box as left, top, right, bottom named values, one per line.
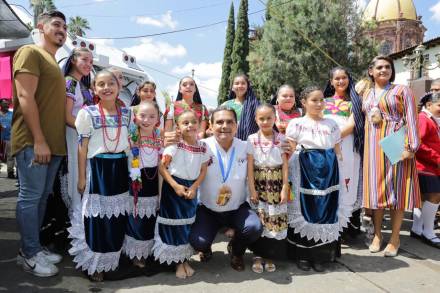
left=164, top=100, right=209, bottom=126
left=247, top=131, right=288, bottom=259
left=324, top=96, right=361, bottom=214
left=286, top=116, right=350, bottom=262
left=68, top=105, right=131, bottom=275
left=362, top=84, right=421, bottom=210
left=61, top=76, right=93, bottom=220
left=152, top=141, right=210, bottom=264
left=247, top=131, right=288, bottom=240
left=274, top=105, right=302, bottom=134
left=123, top=125, right=163, bottom=261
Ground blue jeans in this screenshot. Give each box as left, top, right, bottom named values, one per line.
left=15, top=147, right=63, bottom=258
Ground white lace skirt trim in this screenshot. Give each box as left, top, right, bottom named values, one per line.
left=59, top=172, right=71, bottom=211
left=67, top=219, right=121, bottom=275
left=156, top=215, right=196, bottom=226
left=128, top=196, right=158, bottom=218
left=261, top=228, right=287, bottom=240
left=254, top=201, right=288, bottom=216
left=122, top=235, right=154, bottom=260
left=300, top=184, right=340, bottom=196
left=287, top=153, right=353, bottom=243
left=83, top=192, right=131, bottom=218
left=152, top=224, right=194, bottom=265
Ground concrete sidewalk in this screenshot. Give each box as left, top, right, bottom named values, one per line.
left=0, top=171, right=439, bottom=293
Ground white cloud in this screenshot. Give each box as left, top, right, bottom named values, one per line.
left=169, top=62, right=222, bottom=108
left=123, top=38, right=186, bottom=64
left=133, top=11, right=178, bottom=30
left=430, top=1, right=440, bottom=22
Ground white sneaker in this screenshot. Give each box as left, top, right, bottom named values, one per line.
left=22, top=251, right=59, bottom=277
left=17, top=248, right=62, bottom=265
left=41, top=247, right=63, bottom=264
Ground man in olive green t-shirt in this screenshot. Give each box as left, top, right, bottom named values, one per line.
left=13, top=11, right=67, bottom=277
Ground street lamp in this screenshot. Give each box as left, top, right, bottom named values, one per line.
left=402, top=44, right=440, bottom=79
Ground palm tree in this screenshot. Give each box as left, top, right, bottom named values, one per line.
left=30, top=0, right=57, bottom=27
left=68, top=16, right=91, bottom=37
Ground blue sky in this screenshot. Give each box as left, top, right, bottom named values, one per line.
left=9, top=0, right=440, bottom=107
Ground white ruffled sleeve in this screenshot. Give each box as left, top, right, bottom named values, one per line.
left=285, top=119, right=299, bottom=142
left=246, top=136, right=255, bottom=156
left=75, top=108, right=93, bottom=142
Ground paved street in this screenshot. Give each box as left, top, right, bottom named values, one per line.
left=0, top=169, right=439, bottom=293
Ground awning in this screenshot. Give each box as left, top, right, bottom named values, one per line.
left=0, top=0, right=31, bottom=39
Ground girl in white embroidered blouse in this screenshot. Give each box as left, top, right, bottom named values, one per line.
left=285, top=86, right=345, bottom=273
left=156, top=110, right=210, bottom=279
left=70, top=69, right=131, bottom=282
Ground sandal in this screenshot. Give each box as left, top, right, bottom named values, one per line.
left=132, top=258, right=146, bottom=268
left=264, top=260, right=276, bottom=273
left=252, top=257, right=264, bottom=274
left=89, top=272, right=104, bottom=282
left=199, top=248, right=213, bottom=262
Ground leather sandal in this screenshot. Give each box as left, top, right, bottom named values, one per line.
left=264, top=260, right=276, bottom=273
left=297, top=259, right=311, bottom=271
left=230, top=255, right=245, bottom=271
left=199, top=248, right=213, bottom=262
left=251, top=257, right=264, bottom=274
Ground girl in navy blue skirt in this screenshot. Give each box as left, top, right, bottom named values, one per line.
left=155, top=110, right=209, bottom=279
left=286, top=86, right=346, bottom=272
left=123, top=101, right=162, bottom=267
left=68, top=69, right=131, bottom=282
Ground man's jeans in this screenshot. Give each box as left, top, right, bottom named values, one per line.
left=15, top=147, right=62, bottom=258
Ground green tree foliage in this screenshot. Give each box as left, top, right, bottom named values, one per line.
left=230, top=0, right=249, bottom=80
left=68, top=16, right=91, bottom=37
left=218, top=2, right=235, bottom=105
left=30, top=0, right=56, bottom=27
left=265, top=0, right=273, bottom=21
left=249, top=0, right=377, bottom=101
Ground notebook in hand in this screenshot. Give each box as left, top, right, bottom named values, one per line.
left=379, top=127, right=406, bottom=165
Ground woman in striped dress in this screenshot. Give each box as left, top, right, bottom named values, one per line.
left=363, top=55, right=421, bottom=257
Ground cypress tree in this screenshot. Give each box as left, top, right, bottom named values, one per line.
left=265, top=0, right=273, bottom=21
left=218, top=2, right=235, bottom=105
left=230, top=0, right=249, bottom=81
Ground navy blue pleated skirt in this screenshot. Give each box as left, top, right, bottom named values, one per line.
left=84, top=153, right=128, bottom=253
left=298, top=149, right=339, bottom=225
left=158, top=176, right=197, bottom=246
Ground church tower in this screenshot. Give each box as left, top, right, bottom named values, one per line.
left=363, top=0, right=426, bottom=55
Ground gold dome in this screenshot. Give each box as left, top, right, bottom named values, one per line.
left=363, top=0, right=418, bottom=22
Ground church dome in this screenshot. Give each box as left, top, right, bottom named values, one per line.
left=363, top=0, right=418, bottom=22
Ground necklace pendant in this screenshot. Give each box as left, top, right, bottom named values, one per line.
left=216, top=185, right=232, bottom=206
left=368, top=107, right=383, bottom=125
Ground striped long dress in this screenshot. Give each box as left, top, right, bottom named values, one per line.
left=362, top=84, right=421, bottom=210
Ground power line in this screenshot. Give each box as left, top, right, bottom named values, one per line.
left=86, top=0, right=298, bottom=40
left=79, top=1, right=226, bottom=19
left=58, top=0, right=119, bottom=9
left=138, top=63, right=218, bottom=94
